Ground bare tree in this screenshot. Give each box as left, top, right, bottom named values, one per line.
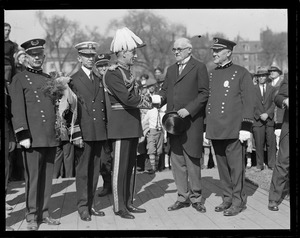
left=36, top=11, right=105, bottom=74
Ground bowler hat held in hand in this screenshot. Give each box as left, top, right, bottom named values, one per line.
left=162, top=111, right=187, bottom=135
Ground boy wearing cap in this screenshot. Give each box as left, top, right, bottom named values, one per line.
left=103, top=27, right=151, bottom=219
left=69, top=41, right=107, bottom=221
left=158, top=37, right=209, bottom=214
left=142, top=95, right=165, bottom=174
left=8, top=38, right=61, bottom=230
left=206, top=37, right=255, bottom=216
left=252, top=67, right=277, bottom=171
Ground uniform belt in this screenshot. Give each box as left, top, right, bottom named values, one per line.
left=111, top=103, right=134, bottom=110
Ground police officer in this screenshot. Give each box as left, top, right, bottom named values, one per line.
left=8, top=38, right=61, bottom=230
left=205, top=38, right=255, bottom=216
left=94, top=53, right=113, bottom=197
left=103, top=27, right=151, bottom=219
left=69, top=41, right=107, bottom=221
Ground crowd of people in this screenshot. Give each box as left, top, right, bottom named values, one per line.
left=4, top=22, right=289, bottom=231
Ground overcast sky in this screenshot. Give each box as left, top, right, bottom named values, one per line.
left=5, top=9, right=288, bottom=46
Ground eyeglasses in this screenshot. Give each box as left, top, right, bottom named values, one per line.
left=172, top=47, right=190, bottom=53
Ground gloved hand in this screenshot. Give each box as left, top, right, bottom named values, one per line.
left=239, top=130, right=251, bottom=143
left=203, top=132, right=210, bottom=145
left=19, top=138, right=31, bottom=148
left=73, top=138, right=84, bottom=148
left=274, top=129, right=281, bottom=137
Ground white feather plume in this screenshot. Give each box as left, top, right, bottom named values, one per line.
left=110, top=27, right=143, bottom=52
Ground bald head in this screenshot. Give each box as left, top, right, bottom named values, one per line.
left=174, top=38, right=192, bottom=49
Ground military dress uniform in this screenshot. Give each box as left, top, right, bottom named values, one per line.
left=9, top=67, right=60, bottom=223
left=103, top=64, right=151, bottom=215
left=206, top=61, right=255, bottom=209
left=69, top=65, right=107, bottom=217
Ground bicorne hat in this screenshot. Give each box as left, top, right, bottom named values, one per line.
left=162, top=111, right=188, bottom=135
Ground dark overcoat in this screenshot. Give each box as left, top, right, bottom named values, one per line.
left=206, top=63, right=255, bottom=140
left=69, top=68, right=107, bottom=141
left=8, top=68, right=59, bottom=147
left=253, top=83, right=276, bottom=127
left=159, top=56, right=209, bottom=158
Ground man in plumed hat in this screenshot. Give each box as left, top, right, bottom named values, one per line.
left=68, top=41, right=107, bottom=221
left=158, top=37, right=209, bottom=213
left=93, top=53, right=113, bottom=197
left=8, top=38, right=61, bottom=230
left=103, top=27, right=152, bottom=219
left=252, top=67, right=277, bottom=172
left=205, top=37, right=255, bottom=216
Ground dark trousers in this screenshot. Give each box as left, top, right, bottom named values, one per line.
left=22, top=147, right=56, bottom=222
left=111, top=138, right=138, bottom=212
left=100, top=140, right=112, bottom=189
left=269, top=132, right=289, bottom=203
left=211, top=139, right=247, bottom=207
left=53, top=141, right=75, bottom=178
left=4, top=131, right=10, bottom=192
left=253, top=124, right=276, bottom=169
left=75, top=140, right=104, bottom=214
left=169, top=135, right=202, bottom=204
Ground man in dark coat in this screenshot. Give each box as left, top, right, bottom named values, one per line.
left=103, top=27, right=152, bottom=219
left=205, top=38, right=255, bottom=216
left=68, top=41, right=107, bottom=221
left=268, top=77, right=289, bottom=211
left=158, top=37, right=209, bottom=213
left=252, top=67, right=277, bottom=171
left=8, top=38, right=60, bottom=230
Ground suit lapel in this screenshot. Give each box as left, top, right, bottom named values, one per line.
left=78, top=69, right=95, bottom=94
left=264, top=84, right=272, bottom=102
left=175, top=57, right=195, bottom=84
left=256, top=84, right=263, bottom=101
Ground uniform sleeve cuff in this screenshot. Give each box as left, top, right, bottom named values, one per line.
left=241, top=118, right=253, bottom=132
left=275, top=123, right=282, bottom=130
left=15, top=130, right=31, bottom=142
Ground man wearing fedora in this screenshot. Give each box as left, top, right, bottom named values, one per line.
left=159, top=37, right=209, bottom=213
left=8, top=38, right=61, bottom=230
left=205, top=37, right=255, bottom=216
left=94, top=53, right=113, bottom=197
left=103, top=27, right=152, bottom=219
left=252, top=67, right=277, bottom=171
left=268, top=64, right=285, bottom=153
left=268, top=77, right=289, bottom=211
left=68, top=41, right=107, bottom=221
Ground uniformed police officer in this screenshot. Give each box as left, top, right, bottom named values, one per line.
left=103, top=27, right=152, bottom=219
left=8, top=38, right=61, bottom=230
left=69, top=41, right=107, bottom=221
left=205, top=38, right=255, bottom=216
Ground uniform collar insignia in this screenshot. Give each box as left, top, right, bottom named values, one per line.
left=216, top=61, right=233, bottom=70
left=26, top=67, right=43, bottom=74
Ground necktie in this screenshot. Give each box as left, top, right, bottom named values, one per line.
left=155, top=109, right=162, bottom=130
left=179, top=64, right=185, bottom=75
left=89, top=71, right=94, bottom=81
left=261, top=84, right=266, bottom=101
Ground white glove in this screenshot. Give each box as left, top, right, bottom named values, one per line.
left=19, top=138, right=31, bottom=148
left=203, top=132, right=210, bottom=145
left=239, top=130, right=251, bottom=143
left=274, top=129, right=281, bottom=137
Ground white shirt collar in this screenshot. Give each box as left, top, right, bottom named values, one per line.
left=178, top=56, right=191, bottom=65
left=81, top=66, right=92, bottom=77
left=271, top=76, right=280, bottom=86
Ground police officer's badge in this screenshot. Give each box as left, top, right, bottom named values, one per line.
left=224, top=80, right=229, bottom=88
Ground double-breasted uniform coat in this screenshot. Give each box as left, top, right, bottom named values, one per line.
left=252, top=82, right=277, bottom=169
left=206, top=62, right=255, bottom=207
left=159, top=56, right=209, bottom=203
left=103, top=65, right=149, bottom=213
left=269, top=78, right=289, bottom=203
left=69, top=67, right=107, bottom=215
left=9, top=68, right=60, bottom=223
